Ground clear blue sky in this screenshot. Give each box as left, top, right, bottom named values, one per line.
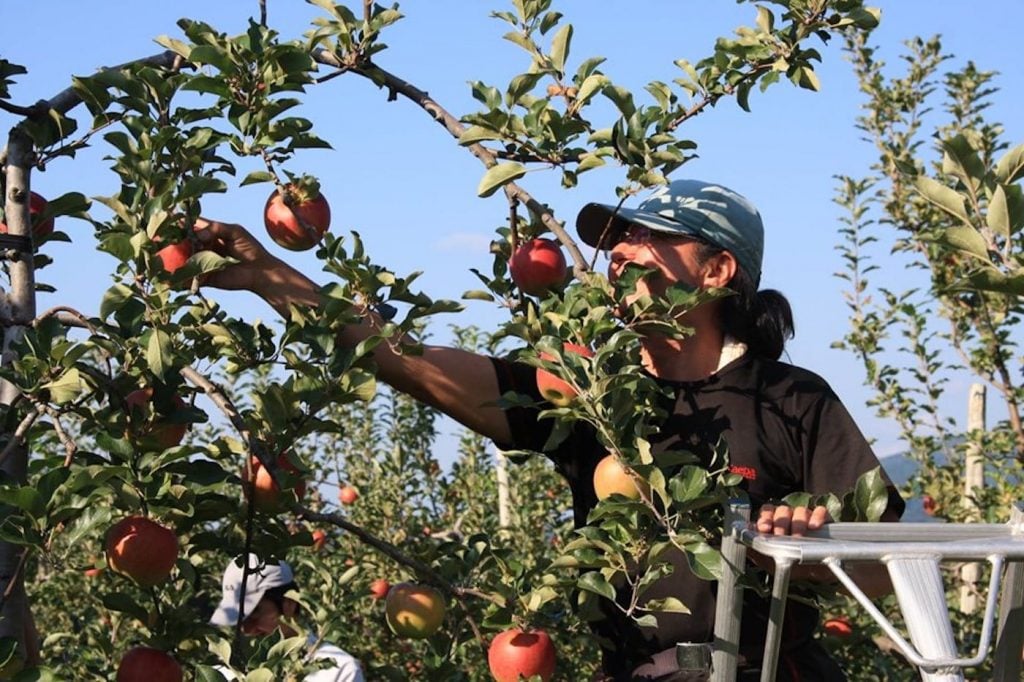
left=3, top=1, right=1023, bottom=464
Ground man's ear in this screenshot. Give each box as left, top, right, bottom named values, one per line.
left=701, top=250, right=738, bottom=288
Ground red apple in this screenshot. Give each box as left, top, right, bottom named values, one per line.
left=536, top=343, right=593, bottom=406
left=823, top=616, right=854, bottom=638
left=264, top=184, right=331, bottom=251
left=155, top=239, right=193, bottom=274
left=488, top=628, right=557, bottom=682
left=244, top=453, right=307, bottom=513
left=116, top=646, right=182, bottom=682
left=84, top=567, right=104, bottom=578
left=311, top=529, right=327, bottom=551
left=385, top=583, right=446, bottom=639
left=922, top=494, right=937, bottom=516
left=125, top=388, right=189, bottom=450
left=369, top=578, right=391, bottom=600
left=593, top=454, right=649, bottom=501
left=338, top=485, right=359, bottom=506
left=105, top=516, right=179, bottom=587
left=0, top=191, right=53, bottom=240
left=509, top=238, right=567, bottom=296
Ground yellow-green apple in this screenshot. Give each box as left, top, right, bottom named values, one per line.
left=385, top=582, right=446, bottom=639
left=593, top=454, right=649, bottom=501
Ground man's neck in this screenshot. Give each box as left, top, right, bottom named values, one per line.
left=640, top=328, right=726, bottom=382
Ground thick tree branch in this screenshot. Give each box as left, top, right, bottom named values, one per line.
left=310, top=49, right=591, bottom=280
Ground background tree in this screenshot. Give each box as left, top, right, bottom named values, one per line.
left=830, top=29, right=1024, bottom=680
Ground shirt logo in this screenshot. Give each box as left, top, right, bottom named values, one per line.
left=729, top=465, right=757, bottom=481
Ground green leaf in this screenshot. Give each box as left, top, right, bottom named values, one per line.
left=549, top=24, right=573, bottom=74
left=41, top=368, right=86, bottom=404
left=994, top=143, right=1024, bottom=184
left=852, top=466, right=889, bottom=521
left=458, top=125, right=502, bottom=146
left=477, top=162, right=527, bottom=198
left=939, top=225, right=990, bottom=260
left=685, top=542, right=721, bottom=581
left=574, top=73, right=608, bottom=107
left=987, top=185, right=1010, bottom=237
left=147, top=329, right=174, bottom=381
left=240, top=170, right=277, bottom=187
left=644, top=596, right=690, bottom=614
left=0, top=487, right=44, bottom=517
left=755, top=6, right=774, bottom=33
left=101, top=285, right=134, bottom=322
left=266, top=635, right=308, bottom=659
left=577, top=571, right=616, bottom=600
left=914, top=176, right=970, bottom=223
left=462, top=289, right=496, bottom=302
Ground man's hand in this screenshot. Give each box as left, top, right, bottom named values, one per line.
left=755, top=504, right=829, bottom=536
left=193, top=218, right=283, bottom=294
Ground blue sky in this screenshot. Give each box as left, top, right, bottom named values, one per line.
left=2, top=1, right=1023, bottom=465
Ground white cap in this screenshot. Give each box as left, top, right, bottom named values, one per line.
left=209, top=554, right=294, bottom=626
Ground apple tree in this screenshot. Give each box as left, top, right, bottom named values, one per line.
left=1, top=1, right=889, bottom=678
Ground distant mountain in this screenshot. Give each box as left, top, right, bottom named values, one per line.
left=879, top=453, right=935, bottom=523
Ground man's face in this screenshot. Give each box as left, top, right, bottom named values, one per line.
left=606, top=225, right=710, bottom=302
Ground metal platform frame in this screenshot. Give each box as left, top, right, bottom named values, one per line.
left=674, top=502, right=1024, bottom=681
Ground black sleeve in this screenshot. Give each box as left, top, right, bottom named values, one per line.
left=489, top=356, right=556, bottom=453
left=802, top=389, right=906, bottom=519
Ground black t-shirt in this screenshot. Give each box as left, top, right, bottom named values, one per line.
left=490, top=352, right=905, bottom=678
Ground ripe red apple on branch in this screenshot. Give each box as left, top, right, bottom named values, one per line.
left=244, top=453, right=308, bottom=513
left=509, top=237, right=568, bottom=296
left=105, top=516, right=179, bottom=587
left=487, top=627, right=557, bottom=682
left=593, top=454, right=649, bottom=501
left=125, top=388, right=190, bottom=451
left=154, top=239, right=194, bottom=274
left=823, top=616, right=854, bottom=638
left=369, top=578, right=391, bottom=600
left=0, top=191, right=54, bottom=240
left=384, top=582, right=446, bottom=639
left=116, top=646, right=183, bottom=682
left=264, top=182, right=331, bottom=251
left=338, top=485, right=359, bottom=505
left=536, top=343, right=593, bottom=407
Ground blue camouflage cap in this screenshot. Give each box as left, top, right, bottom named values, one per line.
left=576, top=178, right=765, bottom=285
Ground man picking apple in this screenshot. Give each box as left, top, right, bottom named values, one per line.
left=209, top=554, right=365, bottom=681
left=195, top=178, right=903, bottom=681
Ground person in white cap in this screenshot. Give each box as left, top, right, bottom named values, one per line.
left=210, top=554, right=365, bottom=681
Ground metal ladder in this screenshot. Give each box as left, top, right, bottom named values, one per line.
left=674, top=502, right=1024, bottom=681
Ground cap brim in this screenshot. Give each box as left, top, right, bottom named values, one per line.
left=576, top=203, right=699, bottom=249
left=209, top=587, right=266, bottom=626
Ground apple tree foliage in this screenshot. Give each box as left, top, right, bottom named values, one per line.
left=828, top=32, right=1024, bottom=680
left=0, top=0, right=891, bottom=678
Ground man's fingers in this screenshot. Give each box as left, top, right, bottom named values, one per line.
left=771, top=505, right=792, bottom=536
left=755, top=504, right=776, bottom=533
left=789, top=506, right=810, bottom=536
left=809, top=505, right=829, bottom=530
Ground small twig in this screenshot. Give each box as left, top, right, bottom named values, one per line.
left=0, top=403, right=44, bottom=470
left=44, top=407, right=78, bottom=466
left=259, top=0, right=268, bottom=27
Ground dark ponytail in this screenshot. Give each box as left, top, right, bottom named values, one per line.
left=695, top=243, right=794, bottom=360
